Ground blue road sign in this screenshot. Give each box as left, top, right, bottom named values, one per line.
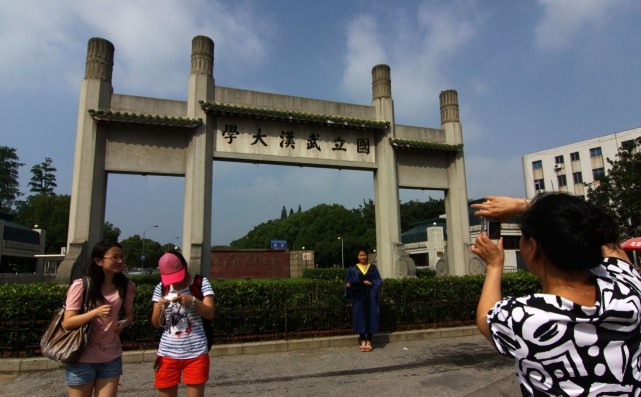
left=271, top=240, right=287, bottom=249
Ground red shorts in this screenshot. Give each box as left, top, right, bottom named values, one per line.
left=154, top=354, right=210, bottom=389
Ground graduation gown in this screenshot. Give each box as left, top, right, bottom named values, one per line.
left=345, top=264, right=382, bottom=335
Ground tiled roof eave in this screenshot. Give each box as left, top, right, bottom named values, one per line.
left=88, top=110, right=202, bottom=128
left=389, top=138, right=463, bottom=152
left=200, top=101, right=389, bottom=131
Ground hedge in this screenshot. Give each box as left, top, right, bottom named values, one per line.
left=0, top=270, right=540, bottom=357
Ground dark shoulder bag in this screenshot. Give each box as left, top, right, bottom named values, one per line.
left=40, top=277, right=92, bottom=364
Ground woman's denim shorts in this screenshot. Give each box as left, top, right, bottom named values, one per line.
left=64, top=356, right=123, bottom=386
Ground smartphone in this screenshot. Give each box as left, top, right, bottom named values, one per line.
left=481, top=217, right=501, bottom=239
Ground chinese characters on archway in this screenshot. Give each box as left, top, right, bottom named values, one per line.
left=221, top=124, right=371, bottom=155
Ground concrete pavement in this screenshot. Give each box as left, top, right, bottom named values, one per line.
left=0, top=326, right=522, bottom=396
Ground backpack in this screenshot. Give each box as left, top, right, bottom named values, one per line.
left=162, top=274, right=214, bottom=351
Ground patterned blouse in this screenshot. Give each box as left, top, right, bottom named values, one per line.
left=487, top=257, right=641, bottom=396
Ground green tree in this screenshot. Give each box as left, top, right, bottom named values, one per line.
left=587, top=137, right=641, bottom=237
left=28, top=157, right=57, bottom=195
left=119, top=235, right=164, bottom=269
left=15, top=194, right=70, bottom=253
left=400, top=198, right=446, bottom=231
left=231, top=203, right=371, bottom=267
left=104, top=221, right=121, bottom=242
left=280, top=205, right=287, bottom=219
left=0, top=146, right=24, bottom=212
left=229, top=197, right=446, bottom=267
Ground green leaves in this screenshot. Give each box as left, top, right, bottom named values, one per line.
left=587, top=137, right=641, bottom=237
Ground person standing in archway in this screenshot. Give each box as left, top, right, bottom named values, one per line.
left=345, top=247, right=382, bottom=352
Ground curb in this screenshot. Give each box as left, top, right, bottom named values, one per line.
left=0, top=326, right=478, bottom=373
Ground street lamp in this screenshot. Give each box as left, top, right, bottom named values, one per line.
left=338, top=236, right=344, bottom=268
left=141, top=225, right=159, bottom=267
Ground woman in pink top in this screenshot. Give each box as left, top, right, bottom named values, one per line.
left=62, top=240, right=136, bottom=397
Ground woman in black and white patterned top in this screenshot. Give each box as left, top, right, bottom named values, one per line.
left=471, top=193, right=641, bottom=396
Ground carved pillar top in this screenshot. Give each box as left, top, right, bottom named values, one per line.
left=85, top=38, right=114, bottom=82
left=439, top=89, right=459, bottom=124
left=191, top=35, right=214, bottom=76
left=371, top=64, right=391, bottom=100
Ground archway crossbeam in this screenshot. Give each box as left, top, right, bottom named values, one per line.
left=88, top=109, right=202, bottom=128
left=389, top=138, right=463, bottom=152
left=200, top=101, right=389, bottom=131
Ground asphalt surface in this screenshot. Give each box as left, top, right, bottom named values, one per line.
left=0, top=333, right=521, bottom=397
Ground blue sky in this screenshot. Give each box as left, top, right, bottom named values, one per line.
left=2, top=0, right=641, bottom=247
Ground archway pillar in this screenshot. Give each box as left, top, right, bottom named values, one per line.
left=440, top=90, right=471, bottom=276
left=183, top=36, right=215, bottom=277
left=371, top=65, right=401, bottom=279
left=58, top=38, right=114, bottom=283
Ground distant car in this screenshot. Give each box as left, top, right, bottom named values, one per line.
left=142, top=268, right=154, bottom=274
left=126, top=267, right=144, bottom=275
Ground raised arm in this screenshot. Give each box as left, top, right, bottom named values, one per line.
left=471, top=233, right=505, bottom=343
left=471, top=196, right=529, bottom=222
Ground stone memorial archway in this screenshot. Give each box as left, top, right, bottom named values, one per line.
left=58, top=36, right=471, bottom=282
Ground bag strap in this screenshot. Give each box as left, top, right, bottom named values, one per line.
left=80, top=276, right=90, bottom=314
left=189, top=275, right=204, bottom=300
left=162, top=282, right=170, bottom=296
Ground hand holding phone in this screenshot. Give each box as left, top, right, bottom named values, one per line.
left=164, top=292, right=178, bottom=301
left=481, top=217, right=501, bottom=239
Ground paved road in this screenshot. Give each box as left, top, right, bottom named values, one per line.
left=0, top=334, right=520, bottom=396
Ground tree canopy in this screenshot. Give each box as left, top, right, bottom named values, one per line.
left=228, top=198, right=447, bottom=267
left=15, top=194, right=70, bottom=254
left=0, top=146, right=24, bottom=212
left=119, top=234, right=165, bottom=269
left=587, top=137, right=641, bottom=237
left=28, top=157, right=57, bottom=195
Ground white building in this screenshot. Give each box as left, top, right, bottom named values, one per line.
left=522, top=127, right=641, bottom=198
left=402, top=211, right=523, bottom=275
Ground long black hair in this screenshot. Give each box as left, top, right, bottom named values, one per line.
left=520, top=193, right=619, bottom=271
left=87, top=239, right=129, bottom=307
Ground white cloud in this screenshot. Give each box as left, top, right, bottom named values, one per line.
left=0, top=2, right=82, bottom=91
left=339, top=14, right=388, bottom=102
left=0, top=0, right=273, bottom=98
left=72, top=0, right=273, bottom=98
left=534, top=0, right=633, bottom=51
left=340, top=2, right=486, bottom=126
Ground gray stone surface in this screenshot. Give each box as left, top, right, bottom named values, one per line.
left=0, top=332, right=521, bottom=396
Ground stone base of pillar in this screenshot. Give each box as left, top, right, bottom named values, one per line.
left=56, top=241, right=87, bottom=284
left=393, top=242, right=417, bottom=278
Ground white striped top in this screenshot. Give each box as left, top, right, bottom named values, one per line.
left=152, top=277, right=214, bottom=359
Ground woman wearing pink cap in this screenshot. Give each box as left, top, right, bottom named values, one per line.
left=151, top=250, right=215, bottom=397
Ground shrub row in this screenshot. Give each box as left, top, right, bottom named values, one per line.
left=0, top=271, right=540, bottom=356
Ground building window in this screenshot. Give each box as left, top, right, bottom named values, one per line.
left=532, top=160, right=542, bottom=170
left=592, top=167, right=605, bottom=179
left=570, top=152, right=580, bottom=161
left=590, top=147, right=602, bottom=157
left=573, top=172, right=583, bottom=184
left=554, top=155, right=564, bottom=164
left=557, top=174, right=567, bottom=187
left=534, top=179, right=545, bottom=191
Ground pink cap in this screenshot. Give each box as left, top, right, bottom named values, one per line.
left=158, top=252, right=185, bottom=285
